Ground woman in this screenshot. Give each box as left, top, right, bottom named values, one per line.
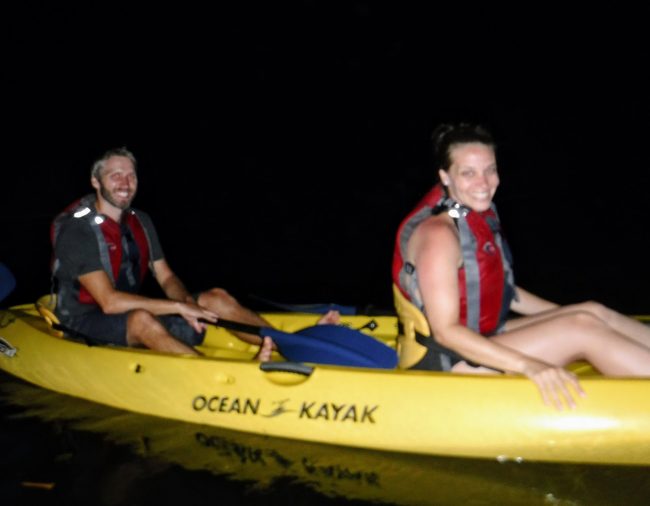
left=392, top=122, right=650, bottom=410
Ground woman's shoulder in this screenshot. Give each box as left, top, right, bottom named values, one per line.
left=410, top=214, right=459, bottom=254
left=415, top=213, right=457, bottom=236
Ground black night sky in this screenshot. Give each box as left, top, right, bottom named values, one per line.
left=3, top=3, right=650, bottom=314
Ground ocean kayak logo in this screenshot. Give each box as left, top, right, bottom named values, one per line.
left=191, top=395, right=378, bottom=423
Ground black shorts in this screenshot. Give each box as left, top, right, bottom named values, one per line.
left=62, top=311, right=206, bottom=347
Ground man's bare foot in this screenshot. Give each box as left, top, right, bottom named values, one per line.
left=316, top=310, right=340, bottom=325
left=254, top=311, right=338, bottom=362
left=255, top=336, right=274, bottom=362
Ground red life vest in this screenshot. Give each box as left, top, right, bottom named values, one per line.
left=392, top=184, right=515, bottom=335
left=51, top=194, right=151, bottom=306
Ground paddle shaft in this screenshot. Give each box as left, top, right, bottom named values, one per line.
left=52, top=322, right=100, bottom=346
left=208, top=318, right=266, bottom=336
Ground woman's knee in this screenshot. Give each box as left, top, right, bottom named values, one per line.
left=560, top=311, right=612, bottom=344
left=573, top=301, right=616, bottom=324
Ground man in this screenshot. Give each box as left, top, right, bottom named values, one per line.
left=53, top=147, right=337, bottom=356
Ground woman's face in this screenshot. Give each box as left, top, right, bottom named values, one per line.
left=439, top=142, right=499, bottom=212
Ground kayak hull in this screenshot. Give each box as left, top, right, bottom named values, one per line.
left=1, top=304, right=649, bottom=466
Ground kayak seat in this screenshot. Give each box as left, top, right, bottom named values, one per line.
left=35, top=294, right=64, bottom=338
left=392, top=284, right=432, bottom=369
left=392, top=286, right=600, bottom=376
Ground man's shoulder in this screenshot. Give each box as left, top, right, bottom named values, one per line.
left=130, top=208, right=157, bottom=233
left=57, top=207, right=95, bottom=229
left=56, top=214, right=94, bottom=244
left=53, top=194, right=96, bottom=231
left=131, top=207, right=152, bottom=221
left=55, top=194, right=97, bottom=218
left=54, top=200, right=100, bottom=249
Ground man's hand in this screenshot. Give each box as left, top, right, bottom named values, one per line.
left=176, top=301, right=218, bottom=334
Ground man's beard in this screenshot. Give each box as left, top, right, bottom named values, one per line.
left=100, top=183, right=135, bottom=210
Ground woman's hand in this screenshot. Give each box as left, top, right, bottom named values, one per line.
left=522, top=359, right=586, bottom=410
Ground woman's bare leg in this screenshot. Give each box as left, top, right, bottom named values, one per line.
left=505, top=301, right=650, bottom=350
left=497, top=311, right=650, bottom=376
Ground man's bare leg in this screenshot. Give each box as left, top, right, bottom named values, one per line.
left=127, top=309, right=198, bottom=355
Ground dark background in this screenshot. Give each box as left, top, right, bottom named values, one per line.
left=3, top=3, right=650, bottom=313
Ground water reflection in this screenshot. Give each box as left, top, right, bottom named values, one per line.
left=1, top=374, right=649, bottom=506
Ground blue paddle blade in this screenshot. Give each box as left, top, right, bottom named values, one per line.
left=261, top=324, right=397, bottom=369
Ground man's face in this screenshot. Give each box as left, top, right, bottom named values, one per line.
left=93, top=155, right=138, bottom=211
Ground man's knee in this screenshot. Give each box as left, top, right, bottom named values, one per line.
left=199, top=288, right=238, bottom=311
left=127, top=309, right=171, bottom=348
left=127, top=309, right=158, bottom=333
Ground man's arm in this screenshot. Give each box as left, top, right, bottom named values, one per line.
left=151, top=259, right=194, bottom=303
left=78, top=269, right=217, bottom=333
left=79, top=269, right=186, bottom=315
left=137, top=212, right=194, bottom=304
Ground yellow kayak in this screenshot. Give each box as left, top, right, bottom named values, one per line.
left=1, top=301, right=649, bottom=466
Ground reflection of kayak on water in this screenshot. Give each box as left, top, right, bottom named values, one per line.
left=3, top=377, right=649, bottom=506
left=2, top=300, right=650, bottom=466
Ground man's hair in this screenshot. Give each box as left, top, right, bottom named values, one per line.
left=90, top=147, right=137, bottom=179
left=432, top=123, right=495, bottom=171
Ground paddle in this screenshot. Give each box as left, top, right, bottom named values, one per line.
left=36, top=297, right=397, bottom=368
left=211, top=318, right=398, bottom=369
left=246, top=294, right=358, bottom=315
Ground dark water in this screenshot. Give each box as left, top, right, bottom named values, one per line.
left=4, top=4, right=650, bottom=316
left=1, top=372, right=650, bottom=506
